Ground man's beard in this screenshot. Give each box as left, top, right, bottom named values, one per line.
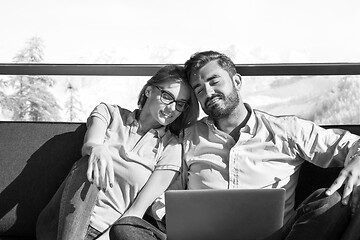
left=203, top=89, right=239, bottom=119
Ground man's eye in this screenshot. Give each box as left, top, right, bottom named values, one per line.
left=210, top=80, right=219, bottom=86
left=177, top=101, right=187, bottom=107
left=197, top=88, right=204, bottom=95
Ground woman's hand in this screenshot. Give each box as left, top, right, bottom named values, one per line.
left=86, top=144, right=115, bottom=192
left=82, top=116, right=115, bottom=192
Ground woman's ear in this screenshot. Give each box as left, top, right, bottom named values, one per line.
left=232, top=73, right=242, bottom=90
left=145, top=86, right=152, bottom=97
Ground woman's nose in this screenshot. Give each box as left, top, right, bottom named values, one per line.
left=167, top=101, right=177, bottom=111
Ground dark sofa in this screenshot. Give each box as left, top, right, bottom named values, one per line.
left=0, top=121, right=359, bottom=240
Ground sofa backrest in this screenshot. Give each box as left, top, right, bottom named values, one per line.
left=0, top=122, right=86, bottom=238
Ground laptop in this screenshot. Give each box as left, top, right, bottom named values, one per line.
left=165, top=188, right=285, bottom=240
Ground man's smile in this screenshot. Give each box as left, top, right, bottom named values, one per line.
left=205, top=95, right=223, bottom=108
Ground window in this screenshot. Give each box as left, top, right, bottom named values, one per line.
left=2, top=73, right=358, bottom=125
left=1, top=0, right=359, bottom=124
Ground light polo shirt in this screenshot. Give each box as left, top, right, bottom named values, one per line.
left=183, top=103, right=360, bottom=224
left=88, top=103, right=182, bottom=232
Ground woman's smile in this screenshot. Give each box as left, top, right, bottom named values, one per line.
left=159, top=110, right=174, bottom=119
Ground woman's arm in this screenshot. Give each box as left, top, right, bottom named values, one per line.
left=122, top=169, right=179, bottom=218
left=82, top=117, right=115, bottom=191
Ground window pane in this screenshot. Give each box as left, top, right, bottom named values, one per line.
left=1, top=75, right=359, bottom=125
left=242, top=75, right=360, bottom=125
left=0, top=75, right=147, bottom=122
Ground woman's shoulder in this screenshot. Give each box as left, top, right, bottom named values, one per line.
left=92, top=102, right=134, bottom=125
left=96, top=102, right=130, bottom=114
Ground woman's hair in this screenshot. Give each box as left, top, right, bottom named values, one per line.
left=184, top=50, right=237, bottom=79
left=137, top=64, right=199, bottom=136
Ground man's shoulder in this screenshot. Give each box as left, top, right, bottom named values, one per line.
left=252, top=108, right=314, bottom=138
left=189, top=117, right=208, bottom=127
left=253, top=108, right=299, bottom=123
left=183, top=117, right=209, bottom=138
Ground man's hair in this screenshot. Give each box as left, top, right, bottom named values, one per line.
left=184, top=51, right=237, bottom=80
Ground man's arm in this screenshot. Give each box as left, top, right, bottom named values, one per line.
left=287, top=117, right=360, bottom=214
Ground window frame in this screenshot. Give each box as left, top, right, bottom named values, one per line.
left=1, top=63, right=360, bottom=76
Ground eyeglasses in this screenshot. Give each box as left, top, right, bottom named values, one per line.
left=154, top=86, right=189, bottom=112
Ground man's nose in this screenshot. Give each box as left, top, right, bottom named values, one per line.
left=204, top=84, right=215, bottom=98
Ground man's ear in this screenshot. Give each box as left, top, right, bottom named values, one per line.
left=232, top=73, right=242, bottom=90
left=145, top=86, right=152, bottom=97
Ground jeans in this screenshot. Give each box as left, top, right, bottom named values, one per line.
left=266, top=188, right=359, bottom=240
left=37, top=156, right=100, bottom=240
left=109, top=216, right=166, bottom=240
left=85, top=225, right=102, bottom=240
left=37, top=156, right=164, bottom=240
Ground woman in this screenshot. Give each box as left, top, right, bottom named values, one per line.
left=36, top=64, right=199, bottom=240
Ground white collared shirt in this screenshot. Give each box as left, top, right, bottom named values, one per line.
left=183, top=103, right=360, bottom=224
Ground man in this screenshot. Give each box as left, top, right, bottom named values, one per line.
left=110, top=51, right=360, bottom=239
left=180, top=50, right=360, bottom=239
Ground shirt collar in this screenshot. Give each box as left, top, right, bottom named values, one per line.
left=205, top=103, right=257, bottom=135
left=126, top=109, right=166, bottom=138
left=126, top=109, right=140, bottom=126
left=244, top=103, right=257, bottom=135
